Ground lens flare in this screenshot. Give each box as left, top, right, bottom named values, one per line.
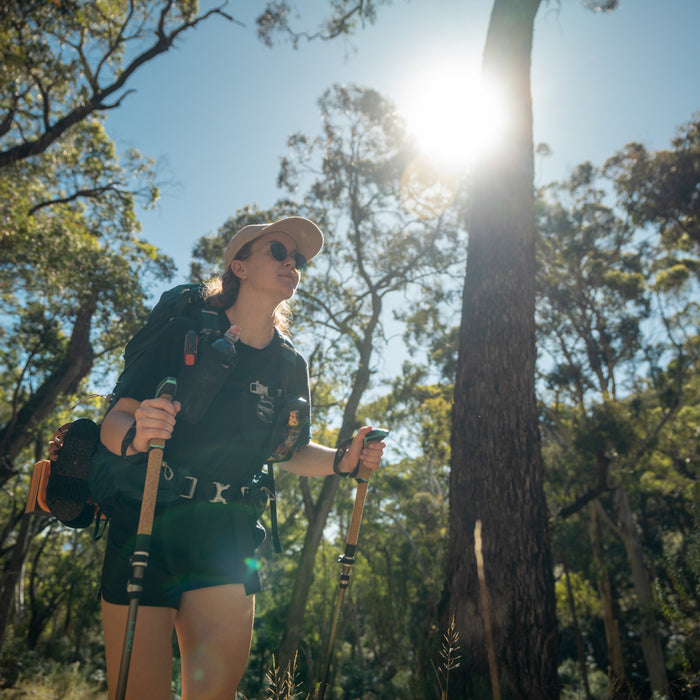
left=396, top=56, right=507, bottom=171
left=245, top=557, right=261, bottom=571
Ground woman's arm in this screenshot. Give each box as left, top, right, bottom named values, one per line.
left=281, top=426, right=385, bottom=477
left=100, top=396, right=181, bottom=457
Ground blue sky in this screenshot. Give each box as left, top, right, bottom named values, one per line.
left=105, top=0, right=700, bottom=282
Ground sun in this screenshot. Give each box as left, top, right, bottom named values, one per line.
left=396, top=56, right=507, bottom=171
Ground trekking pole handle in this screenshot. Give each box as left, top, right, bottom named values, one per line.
left=318, top=427, right=389, bottom=700
left=345, top=428, right=389, bottom=547
left=148, top=377, right=178, bottom=449
left=117, top=377, right=178, bottom=700
left=353, top=428, right=389, bottom=482
left=137, top=377, right=177, bottom=536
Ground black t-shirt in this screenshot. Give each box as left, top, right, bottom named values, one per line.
left=116, top=314, right=311, bottom=490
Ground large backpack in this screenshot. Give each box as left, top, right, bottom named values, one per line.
left=110, top=282, right=305, bottom=408
left=31, top=283, right=308, bottom=547
left=112, top=283, right=308, bottom=550
left=108, top=283, right=219, bottom=408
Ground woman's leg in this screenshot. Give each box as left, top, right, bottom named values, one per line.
left=175, top=584, right=255, bottom=700
left=102, top=599, right=177, bottom=700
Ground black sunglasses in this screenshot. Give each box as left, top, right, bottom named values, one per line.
left=268, top=240, right=307, bottom=270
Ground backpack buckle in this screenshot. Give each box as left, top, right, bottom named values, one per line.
left=179, top=476, right=198, bottom=499
left=183, top=329, right=198, bottom=366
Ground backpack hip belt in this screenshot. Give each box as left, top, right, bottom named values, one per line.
left=159, top=463, right=269, bottom=508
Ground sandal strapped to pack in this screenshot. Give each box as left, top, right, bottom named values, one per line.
left=45, top=418, right=100, bottom=527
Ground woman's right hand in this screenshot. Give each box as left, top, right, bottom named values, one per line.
left=100, top=396, right=181, bottom=457
left=131, top=397, right=181, bottom=454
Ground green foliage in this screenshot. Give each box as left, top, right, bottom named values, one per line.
left=558, top=658, right=610, bottom=700
left=0, top=513, right=108, bottom=695
left=654, top=264, right=691, bottom=291
left=0, top=0, right=232, bottom=170
left=555, top=570, right=602, bottom=627
left=277, top=84, right=465, bottom=404
left=537, top=164, right=655, bottom=403
left=0, top=119, right=175, bottom=468
left=0, top=17, right=181, bottom=480
left=256, top=0, right=393, bottom=48
left=0, top=0, right=237, bottom=675
left=604, top=115, right=700, bottom=251
left=2, top=3, right=699, bottom=691
left=538, top=140, right=700, bottom=695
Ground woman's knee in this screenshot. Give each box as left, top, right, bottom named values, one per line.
left=101, top=600, right=176, bottom=700
left=176, top=585, right=255, bottom=698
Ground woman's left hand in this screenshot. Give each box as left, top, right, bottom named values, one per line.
left=338, top=426, right=386, bottom=476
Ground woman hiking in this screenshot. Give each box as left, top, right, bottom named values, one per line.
left=97, top=216, right=386, bottom=700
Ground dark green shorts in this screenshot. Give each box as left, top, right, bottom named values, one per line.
left=100, top=496, right=262, bottom=608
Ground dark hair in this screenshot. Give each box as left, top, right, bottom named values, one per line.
left=203, top=240, right=292, bottom=334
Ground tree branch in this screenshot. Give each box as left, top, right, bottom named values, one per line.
left=0, top=3, right=236, bottom=169
left=27, top=183, right=130, bottom=215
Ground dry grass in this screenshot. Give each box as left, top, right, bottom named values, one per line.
left=2, top=662, right=107, bottom=700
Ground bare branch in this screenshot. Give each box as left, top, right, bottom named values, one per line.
left=0, top=3, right=237, bottom=169
left=27, top=184, right=131, bottom=216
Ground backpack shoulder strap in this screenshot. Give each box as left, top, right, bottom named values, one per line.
left=277, top=332, right=307, bottom=397
left=110, top=284, right=211, bottom=408
left=260, top=332, right=309, bottom=554
left=200, top=308, right=222, bottom=333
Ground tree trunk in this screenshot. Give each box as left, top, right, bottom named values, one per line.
left=444, top=0, right=558, bottom=697
left=589, top=501, right=626, bottom=684
left=563, top=561, right=592, bottom=700
left=613, top=486, right=669, bottom=697
left=0, top=293, right=97, bottom=484
left=0, top=513, right=41, bottom=650
left=278, top=474, right=341, bottom=668
left=27, top=529, right=65, bottom=650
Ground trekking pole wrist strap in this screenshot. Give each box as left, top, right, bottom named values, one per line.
left=121, top=421, right=137, bottom=458
left=333, top=437, right=356, bottom=477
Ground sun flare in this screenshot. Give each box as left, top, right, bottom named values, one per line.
left=396, top=57, right=507, bottom=171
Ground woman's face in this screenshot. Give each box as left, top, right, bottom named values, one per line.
left=236, top=231, right=302, bottom=301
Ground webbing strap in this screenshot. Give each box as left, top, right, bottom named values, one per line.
left=266, top=462, right=282, bottom=553
left=200, top=308, right=221, bottom=333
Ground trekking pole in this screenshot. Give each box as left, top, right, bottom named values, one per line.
left=318, top=428, right=389, bottom=700
left=115, top=377, right=177, bottom=700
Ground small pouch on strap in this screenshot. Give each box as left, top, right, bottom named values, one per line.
left=177, top=341, right=236, bottom=424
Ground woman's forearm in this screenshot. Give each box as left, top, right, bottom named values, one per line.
left=281, top=427, right=384, bottom=478
left=100, top=398, right=140, bottom=456
left=281, top=441, right=336, bottom=476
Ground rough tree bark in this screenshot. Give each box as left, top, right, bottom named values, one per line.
left=444, top=0, right=558, bottom=697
